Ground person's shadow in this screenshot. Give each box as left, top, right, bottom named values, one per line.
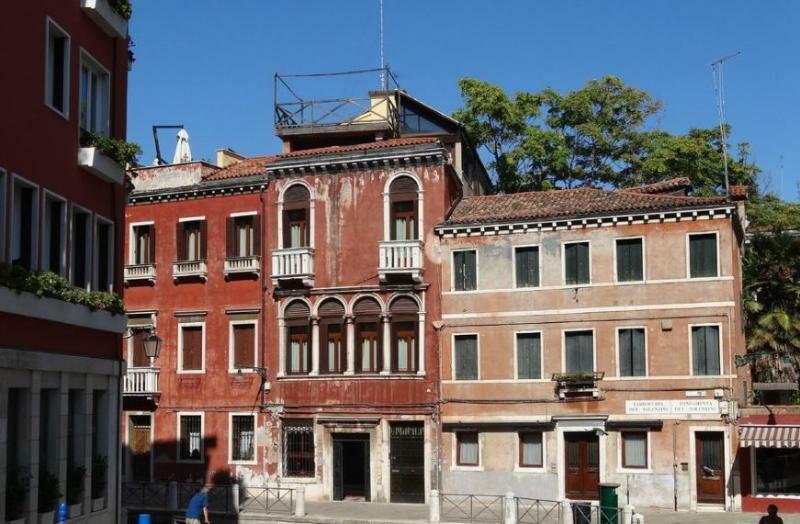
left=759, top=504, right=784, bottom=524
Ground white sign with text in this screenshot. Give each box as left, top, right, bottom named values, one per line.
left=625, top=399, right=720, bottom=415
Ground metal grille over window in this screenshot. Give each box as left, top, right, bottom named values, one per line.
left=179, top=415, right=202, bottom=460
left=232, top=415, right=255, bottom=462
left=284, top=420, right=314, bottom=477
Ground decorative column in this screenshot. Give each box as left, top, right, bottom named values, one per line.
left=345, top=315, right=355, bottom=375
left=310, top=316, right=320, bottom=376
left=277, top=318, right=286, bottom=377
left=381, top=313, right=392, bottom=375
left=417, top=312, right=426, bottom=375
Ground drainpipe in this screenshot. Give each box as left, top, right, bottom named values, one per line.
left=672, top=420, right=679, bottom=512
left=116, top=358, right=123, bottom=523
left=433, top=321, right=444, bottom=493
left=259, top=182, right=269, bottom=479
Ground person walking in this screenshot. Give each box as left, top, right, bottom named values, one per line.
left=185, top=485, right=210, bottom=524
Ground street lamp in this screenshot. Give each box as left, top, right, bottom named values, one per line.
left=142, top=332, right=162, bottom=359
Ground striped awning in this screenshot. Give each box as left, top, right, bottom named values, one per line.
left=739, top=425, right=800, bottom=448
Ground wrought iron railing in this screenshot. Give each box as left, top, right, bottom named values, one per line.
left=516, top=498, right=562, bottom=524
left=239, top=486, right=294, bottom=514
left=441, top=493, right=504, bottom=523
left=571, top=503, right=621, bottom=524
left=121, top=481, right=169, bottom=509
left=177, top=482, right=234, bottom=514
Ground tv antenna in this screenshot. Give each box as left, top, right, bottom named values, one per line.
left=379, top=0, right=386, bottom=90
left=711, top=51, right=740, bottom=194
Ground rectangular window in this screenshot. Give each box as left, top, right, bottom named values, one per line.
left=564, top=330, right=594, bottom=373
left=288, top=326, right=310, bottom=375
left=228, top=215, right=258, bottom=258
left=71, top=206, right=92, bottom=288
left=132, top=224, right=155, bottom=265
left=516, top=333, right=542, bottom=380
left=515, top=246, right=540, bottom=288
left=43, top=193, right=66, bottom=275
left=284, top=420, right=314, bottom=477
left=393, top=321, right=417, bottom=373
left=231, top=322, right=256, bottom=370
left=616, top=238, right=644, bottom=282
left=11, top=178, right=38, bottom=270
left=519, top=432, right=543, bottom=467
left=564, top=242, right=590, bottom=285
left=179, top=324, right=204, bottom=372
left=689, top=233, right=718, bottom=278
left=45, top=19, right=69, bottom=116
left=177, top=220, right=205, bottom=262
left=456, top=432, right=479, bottom=466
left=622, top=432, right=647, bottom=469
left=95, top=218, right=114, bottom=292
left=323, top=323, right=345, bottom=374
left=231, top=415, right=255, bottom=463
left=391, top=201, right=416, bottom=241
left=618, top=328, right=646, bottom=377
left=79, top=52, right=110, bottom=136
left=454, top=334, right=478, bottom=380
left=130, top=328, right=151, bottom=368
left=286, top=209, right=307, bottom=248
left=178, top=414, right=202, bottom=461
left=755, top=448, right=800, bottom=495
left=453, top=250, right=477, bottom=291
left=692, top=325, right=721, bottom=376
left=356, top=322, right=380, bottom=373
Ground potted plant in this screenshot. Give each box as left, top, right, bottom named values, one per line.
left=5, top=466, right=31, bottom=524
left=37, top=467, right=61, bottom=524
left=66, top=464, right=87, bottom=517
left=90, top=454, right=108, bottom=511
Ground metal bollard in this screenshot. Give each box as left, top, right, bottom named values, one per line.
left=231, top=482, right=240, bottom=514
left=504, top=492, right=517, bottom=524
left=168, top=481, right=178, bottom=510
left=294, top=486, right=306, bottom=517
left=560, top=499, right=573, bottom=524
left=429, top=489, right=441, bottom=523
left=622, top=505, right=634, bottom=524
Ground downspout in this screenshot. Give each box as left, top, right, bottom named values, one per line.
left=259, top=180, right=269, bottom=481
left=116, top=358, right=123, bottom=523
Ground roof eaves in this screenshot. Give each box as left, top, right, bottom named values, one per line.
left=267, top=142, right=448, bottom=171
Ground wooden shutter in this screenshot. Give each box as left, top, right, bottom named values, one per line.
left=354, top=297, right=381, bottom=317
left=515, top=247, right=539, bottom=287
left=252, top=215, right=261, bottom=256
left=181, top=325, right=202, bottom=370
left=226, top=217, right=235, bottom=257
left=453, top=252, right=465, bottom=290
left=233, top=323, right=255, bottom=368
left=390, top=296, right=419, bottom=315
left=693, top=326, right=719, bottom=375
left=131, top=331, right=150, bottom=368
left=690, top=234, right=718, bottom=278
left=565, top=243, right=590, bottom=285
left=565, top=331, right=593, bottom=373
left=147, top=225, right=156, bottom=264
left=176, top=222, right=185, bottom=261
left=199, top=221, right=207, bottom=259
left=617, top=239, right=643, bottom=282
left=390, top=176, right=418, bottom=195
left=318, top=299, right=345, bottom=318
left=455, top=335, right=478, bottom=380
left=285, top=300, right=311, bottom=320
left=284, top=184, right=310, bottom=203
left=517, top=333, right=541, bottom=379
left=631, top=328, right=646, bottom=376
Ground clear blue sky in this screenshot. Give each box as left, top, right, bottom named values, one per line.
left=127, top=1, right=800, bottom=201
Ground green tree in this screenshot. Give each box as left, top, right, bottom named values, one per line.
left=747, top=193, right=800, bottom=231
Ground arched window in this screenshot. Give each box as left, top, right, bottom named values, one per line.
left=353, top=297, right=382, bottom=373
left=389, top=176, right=418, bottom=241
left=284, top=300, right=311, bottom=375
left=318, top=299, right=346, bottom=374
left=283, top=184, right=310, bottom=248
left=390, top=296, right=419, bottom=373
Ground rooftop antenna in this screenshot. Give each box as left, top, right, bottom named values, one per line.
left=780, top=154, right=785, bottom=197
left=379, top=0, right=386, bottom=90
left=152, top=124, right=184, bottom=165
left=711, top=51, right=740, bottom=194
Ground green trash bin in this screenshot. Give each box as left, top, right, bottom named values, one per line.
left=598, top=483, right=620, bottom=524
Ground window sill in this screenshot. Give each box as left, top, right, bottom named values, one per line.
left=514, top=466, right=547, bottom=473
left=176, top=459, right=204, bottom=464
left=752, top=493, right=800, bottom=499
left=45, top=102, right=69, bottom=120
left=280, top=476, right=318, bottom=484
left=450, top=465, right=484, bottom=472
left=230, top=459, right=258, bottom=466
left=278, top=373, right=424, bottom=381
left=177, top=370, right=205, bottom=375
left=618, top=467, right=652, bottom=474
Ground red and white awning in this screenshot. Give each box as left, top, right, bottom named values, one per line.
left=739, top=425, right=800, bottom=448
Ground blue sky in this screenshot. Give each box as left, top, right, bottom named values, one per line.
left=127, top=1, right=800, bottom=201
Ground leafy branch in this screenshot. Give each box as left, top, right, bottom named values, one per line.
left=81, top=131, right=141, bottom=168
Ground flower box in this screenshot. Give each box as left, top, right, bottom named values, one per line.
left=80, top=0, right=128, bottom=38
left=78, top=146, right=125, bottom=185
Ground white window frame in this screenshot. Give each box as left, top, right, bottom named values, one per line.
left=41, top=190, right=68, bottom=275
left=229, top=211, right=258, bottom=218
left=451, top=432, right=483, bottom=472
left=450, top=248, right=479, bottom=292
left=615, top=326, right=649, bottom=378
left=128, top=220, right=155, bottom=265
left=44, top=17, right=70, bottom=119
left=176, top=412, right=204, bottom=464
left=277, top=181, right=315, bottom=250
left=512, top=243, right=542, bottom=289
left=177, top=321, right=206, bottom=374
left=228, top=319, right=259, bottom=373
left=514, top=330, right=545, bottom=381
left=93, top=214, right=114, bottom=292
left=561, top=240, right=592, bottom=286
left=78, top=48, right=111, bottom=137
left=688, top=322, right=724, bottom=377
left=617, top=430, right=652, bottom=473
left=178, top=216, right=206, bottom=223
left=126, top=312, right=156, bottom=368
left=613, top=236, right=646, bottom=284
left=69, top=203, right=93, bottom=289
left=0, top=168, right=8, bottom=263
left=10, top=174, right=40, bottom=270
left=382, top=171, right=424, bottom=242
left=228, top=412, right=257, bottom=465
left=561, top=328, right=597, bottom=373
left=686, top=231, right=721, bottom=279
left=515, top=430, right=547, bottom=472
left=451, top=332, right=480, bottom=381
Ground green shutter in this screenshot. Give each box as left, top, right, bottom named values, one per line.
left=619, top=329, right=632, bottom=376
left=517, top=333, right=541, bottom=379
left=617, top=239, right=643, bottom=282
left=464, top=250, right=477, bottom=290
left=631, top=328, right=646, bottom=376
left=692, top=325, right=719, bottom=375
left=566, top=331, right=593, bottom=373
left=690, top=234, right=718, bottom=278
left=455, top=335, right=478, bottom=380
left=453, top=251, right=476, bottom=291
left=515, top=247, right=540, bottom=288
left=453, top=251, right=465, bottom=290
left=566, top=243, right=590, bottom=285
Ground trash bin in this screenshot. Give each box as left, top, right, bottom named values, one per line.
left=572, top=502, right=592, bottom=524
left=598, top=483, right=620, bottom=524
left=137, top=514, right=151, bottom=524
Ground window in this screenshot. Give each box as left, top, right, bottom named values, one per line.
left=129, top=328, right=152, bottom=368
left=284, top=301, right=311, bottom=375
left=131, top=223, right=155, bottom=265
left=456, top=432, right=479, bottom=466
left=95, top=217, right=114, bottom=292
left=282, top=185, right=310, bottom=248
left=564, top=242, right=590, bottom=285
left=621, top=432, right=647, bottom=469
left=516, top=333, right=542, bottom=380
left=391, top=297, right=420, bottom=373
left=227, top=214, right=259, bottom=258
left=689, top=233, right=718, bottom=278
left=519, top=432, right=543, bottom=467
left=230, top=414, right=255, bottom=463
left=45, top=19, right=69, bottom=116
left=230, top=322, right=256, bottom=371
left=389, top=176, right=419, bottom=241
left=691, top=325, right=721, bottom=376
left=79, top=52, right=110, bottom=136
left=354, top=297, right=382, bottom=373
left=11, top=177, right=38, bottom=270
left=453, top=250, right=477, bottom=291
left=564, top=330, right=594, bottom=373
left=515, top=246, right=540, bottom=288
left=70, top=206, right=92, bottom=288
left=319, top=299, right=346, bottom=374
left=178, top=414, right=203, bottom=461
left=179, top=323, right=204, bottom=373
left=284, top=420, right=314, bottom=477
left=755, top=448, right=800, bottom=495
left=177, top=219, right=205, bottom=261
left=454, top=334, right=478, bottom=380
left=43, top=192, right=66, bottom=275
left=616, top=238, right=643, bottom=282
left=618, top=328, right=646, bottom=377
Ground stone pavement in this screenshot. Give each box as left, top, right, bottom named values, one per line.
left=640, top=507, right=800, bottom=524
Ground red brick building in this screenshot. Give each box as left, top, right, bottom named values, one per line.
left=0, top=0, right=131, bottom=522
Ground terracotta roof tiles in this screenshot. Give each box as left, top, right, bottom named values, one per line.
left=202, top=155, right=276, bottom=181
left=619, top=177, right=692, bottom=195
left=276, top=137, right=441, bottom=159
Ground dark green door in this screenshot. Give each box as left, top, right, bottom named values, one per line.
left=390, top=423, right=425, bottom=503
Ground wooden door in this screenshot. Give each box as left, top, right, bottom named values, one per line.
left=564, top=432, right=600, bottom=500
left=129, top=416, right=151, bottom=481
left=390, top=423, right=425, bottom=503
left=695, top=432, right=725, bottom=504
left=333, top=440, right=344, bottom=501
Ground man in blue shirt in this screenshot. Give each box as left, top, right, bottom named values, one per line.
left=185, top=485, right=210, bottom=524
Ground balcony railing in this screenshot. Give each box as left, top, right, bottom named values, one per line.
left=124, top=263, right=156, bottom=283
left=224, top=256, right=260, bottom=276
left=173, top=259, right=207, bottom=281
left=271, top=247, right=314, bottom=286
left=123, top=367, right=159, bottom=396
left=378, top=240, right=423, bottom=282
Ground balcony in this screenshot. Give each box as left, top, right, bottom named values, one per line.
left=80, top=0, right=128, bottom=39
left=224, top=256, right=260, bottom=277
left=123, top=367, right=159, bottom=397
left=552, top=371, right=604, bottom=400
left=124, top=263, right=156, bottom=283
left=173, top=260, right=208, bottom=281
left=271, top=247, right=314, bottom=287
left=78, top=146, right=125, bottom=185
left=378, top=240, right=423, bottom=283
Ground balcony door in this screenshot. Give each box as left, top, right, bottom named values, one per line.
left=128, top=415, right=152, bottom=481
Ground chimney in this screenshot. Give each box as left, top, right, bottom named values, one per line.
left=216, top=148, right=245, bottom=168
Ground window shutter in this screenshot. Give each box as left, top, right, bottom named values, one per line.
left=577, top=243, right=590, bottom=284
left=453, top=252, right=465, bottom=290
left=233, top=324, right=255, bottom=369
left=318, top=299, right=345, bottom=318
left=703, top=326, right=720, bottom=375
left=517, top=333, right=541, bottom=379
left=148, top=225, right=156, bottom=265
left=619, top=329, right=632, bottom=376
left=690, top=234, right=718, bottom=278
left=182, top=326, right=202, bottom=370
left=455, top=335, right=477, bottom=380
left=692, top=327, right=705, bottom=375
left=390, top=296, right=419, bottom=315
left=199, top=221, right=207, bottom=259
left=631, top=240, right=643, bottom=280
left=353, top=298, right=381, bottom=317
left=705, top=235, right=718, bottom=277
left=617, top=239, right=643, bottom=282
left=226, top=217, right=235, bottom=257
left=515, top=247, right=539, bottom=287
left=565, top=244, right=576, bottom=285
left=565, top=243, right=589, bottom=285
left=631, top=328, right=646, bottom=376
left=285, top=300, right=311, bottom=320
left=566, top=331, right=593, bottom=373
left=176, top=222, right=185, bottom=261
left=465, top=250, right=477, bottom=290
left=252, top=216, right=261, bottom=256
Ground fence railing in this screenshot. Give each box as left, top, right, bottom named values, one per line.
left=240, top=486, right=294, bottom=514
left=122, top=481, right=169, bottom=509
left=516, top=498, right=562, bottom=524
left=441, top=493, right=505, bottom=523
left=177, top=482, right=235, bottom=514
left=571, top=503, right=622, bottom=524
